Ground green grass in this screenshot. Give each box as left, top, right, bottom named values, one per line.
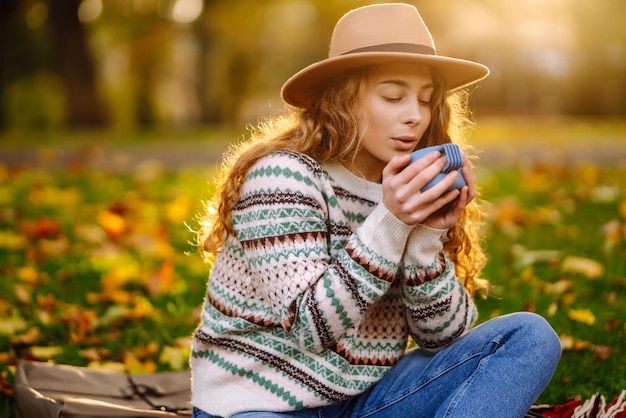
left=1, top=120, right=625, bottom=415
left=473, top=164, right=626, bottom=404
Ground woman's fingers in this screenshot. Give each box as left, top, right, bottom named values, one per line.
left=382, top=149, right=476, bottom=227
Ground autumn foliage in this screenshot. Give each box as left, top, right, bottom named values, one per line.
left=1, top=149, right=625, bottom=414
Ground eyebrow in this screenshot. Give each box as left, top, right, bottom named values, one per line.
left=378, top=79, right=435, bottom=90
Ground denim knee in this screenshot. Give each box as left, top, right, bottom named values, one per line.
left=513, top=312, right=562, bottom=366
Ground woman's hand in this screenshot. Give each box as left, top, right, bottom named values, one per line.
left=423, top=155, right=476, bottom=229
left=381, top=151, right=475, bottom=228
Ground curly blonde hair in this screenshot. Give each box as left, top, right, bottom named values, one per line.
left=197, top=66, right=488, bottom=295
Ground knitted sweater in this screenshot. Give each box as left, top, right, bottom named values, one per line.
left=191, top=149, right=477, bottom=417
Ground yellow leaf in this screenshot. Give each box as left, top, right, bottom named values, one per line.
left=39, top=236, right=70, bottom=256
left=16, top=266, right=39, bottom=284
left=29, top=346, right=62, bottom=360
left=0, top=231, right=26, bottom=250
left=561, top=292, right=578, bottom=307
left=129, top=297, right=157, bottom=319
left=547, top=302, right=558, bottom=317
left=74, top=224, right=107, bottom=244
left=159, top=346, right=189, bottom=371
left=87, top=361, right=126, bottom=373
left=79, top=347, right=110, bottom=362
left=567, top=308, right=596, bottom=325
left=0, top=317, right=28, bottom=335
left=543, top=280, right=574, bottom=295
left=98, top=210, right=127, bottom=238
left=559, top=334, right=574, bottom=350
left=561, top=256, right=604, bottom=279
left=165, top=196, right=191, bottom=224
left=124, top=354, right=156, bottom=374
left=96, top=305, right=132, bottom=327
left=10, top=327, right=41, bottom=345
left=590, top=185, right=620, bottom=203
left=13, top=284, right=32, bottom=305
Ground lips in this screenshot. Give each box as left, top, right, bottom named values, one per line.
left=391, top=135, right=418, bottom=151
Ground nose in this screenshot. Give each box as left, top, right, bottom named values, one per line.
left=403, top=98, right=423, bottom=125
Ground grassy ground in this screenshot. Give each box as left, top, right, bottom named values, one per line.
left=1, top=118, right=625, bottom=416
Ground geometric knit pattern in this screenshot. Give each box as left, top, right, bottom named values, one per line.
left=191, top=149, right=477, bottom=417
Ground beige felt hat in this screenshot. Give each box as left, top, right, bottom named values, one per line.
left=281, top=3, right=490, bottom=108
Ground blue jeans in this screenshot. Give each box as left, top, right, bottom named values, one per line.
left=193, top=312, right=561, bottom=418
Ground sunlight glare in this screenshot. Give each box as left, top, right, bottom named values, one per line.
left=78, top=0, right=103, bottom=23
left=171, top=0, right=203, bottom=24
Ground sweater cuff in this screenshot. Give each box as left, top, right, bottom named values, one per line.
left=403, top=224, right=447, bottom=267
left=356, top=203, right=414, bottom=264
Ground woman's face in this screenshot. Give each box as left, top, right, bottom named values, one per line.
left=350, top=63, right=434, bottom=182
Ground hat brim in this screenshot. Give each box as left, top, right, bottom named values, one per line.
left=281, top=52, right=489, bottom=108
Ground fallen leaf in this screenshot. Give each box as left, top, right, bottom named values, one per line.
left=13, top=285, right=32, bottom=305
left=21, top=217, right=62, bottom=240
left=0, top=316, right=28, bottom=335
left=602, top=219, right=623, bottom=248
left=547, top=302, right=558, bottom=316
left=159, top=346, right=189, bottom=371
left=573, top=339, right=591, bottom=350
left=604, top=319, right=622, bottom=331
left=10, top=327, right=41, bottom=345
left=95, top=305, right=132, bottom=327
left=561, top=256, right=604, bottom=279
left=567, top=308, right=596, bottom=326
left=98, top=210, right=127, bottom=239
left=129, top=296, right=157, bottom=320
left=74, top=223, right=107, bottom=244
left=60, top=306, right=97, bottom=343
left=0, top=370, right=13, bottom=396
left=131, top=342, right=160, bottom=360
left=559, top=334, right=575, bottom=350
left=39, top=236, right=70, bottom=256
left=560, top=293, right=578, bottom=307
left=511, top=244, right=561, bottom=269
left=0, top=230, right=26, bottom=250
left=147, top=261, right=174, bottom=296
left=124, top=354, right=156, bottom=374
left=79, top=347, right=110, bottom=362
left=87, top=361, right=126, bottom=373
left=590, top=185, right=620, bottom=203
left=543, top=279, right=574, bottom=295
left=36, top=293, right=57, bottom=311
left=591, top=345, right=612, bottom=361
left=29, top=346, right=63, bottom=360
left=16, top=266, right=40, bottom=284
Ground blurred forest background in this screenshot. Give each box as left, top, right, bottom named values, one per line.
left=2, top=2, right=626, bottom=413
left=1, top=0, right=625, bottom=132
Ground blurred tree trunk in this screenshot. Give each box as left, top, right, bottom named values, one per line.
left=193, top=16, right=217, bottom=124
left=195, top=1, right=226, bottom=124
left=47, top=0, right=108, bottom=127
left=0, top=0, right=21, bottom=130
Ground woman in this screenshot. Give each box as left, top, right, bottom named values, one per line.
left=191, top=4, right=561, bottom=417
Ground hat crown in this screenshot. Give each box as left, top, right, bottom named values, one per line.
left=281, top=3, right=489, bottom=108
left=329, top=3, right=436, bottom=58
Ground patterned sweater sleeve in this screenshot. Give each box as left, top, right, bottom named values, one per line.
left=400, top=225, right=477, bottom=353
left=232, top=152, right=414, bottom=353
